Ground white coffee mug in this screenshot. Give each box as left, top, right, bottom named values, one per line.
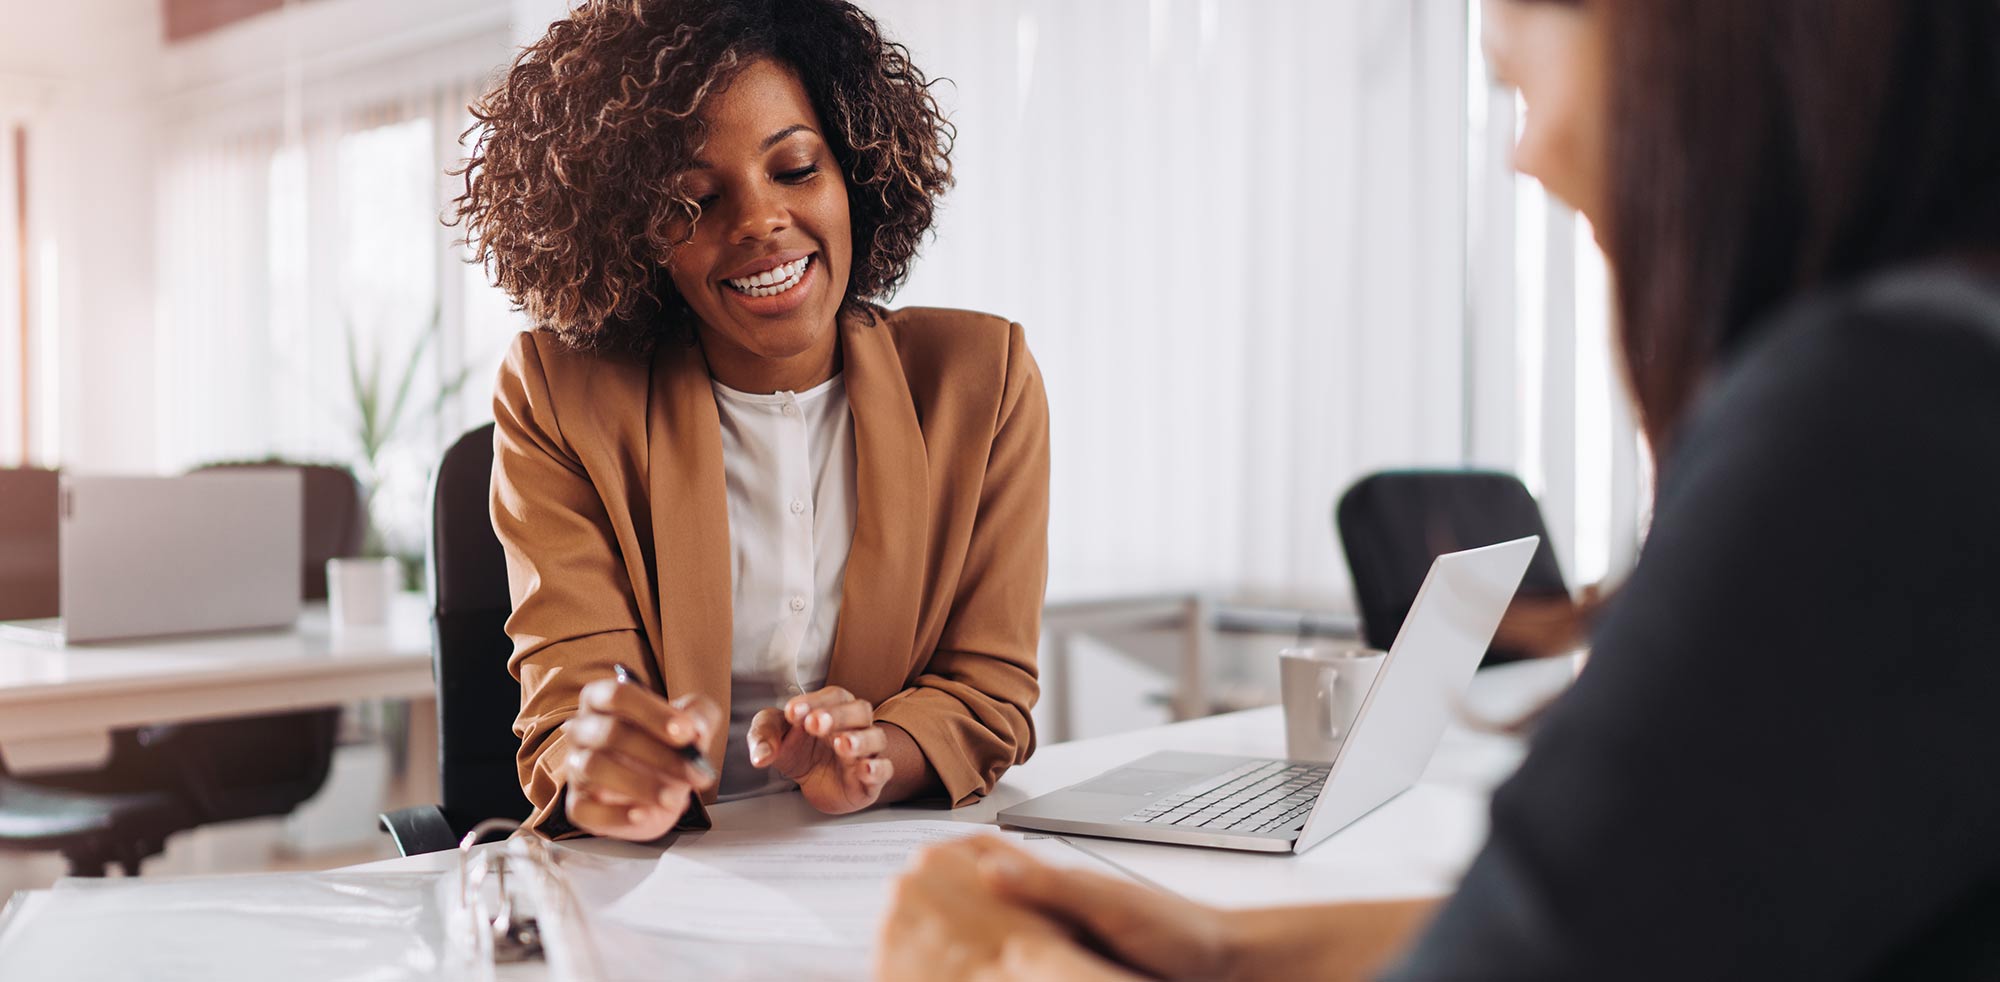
left=1279, top=646, right=1388, bottom=762
left=327, top=556, right=399, bottom=629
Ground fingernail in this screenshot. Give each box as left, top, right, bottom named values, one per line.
left=667, top=721, right=689, bottom=742
left=627, top=806, right=648, bottom=824
left=836, top=735, right=852, bottom=752
left=869, top=759, right=888, bottom=778
left=751, top=740, right=770, bottom=762
left=814, top=711, right=832, bottom=731
left=658, top=787, right=682, bottom=807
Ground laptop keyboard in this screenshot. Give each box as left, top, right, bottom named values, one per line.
left=1122, top=760, right=1331, bottom=835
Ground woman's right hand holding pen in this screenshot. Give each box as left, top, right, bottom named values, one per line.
left=562, top=673, right=722, bottom=841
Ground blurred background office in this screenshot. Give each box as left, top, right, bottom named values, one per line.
left=0, top=0, right=1640, bottom=885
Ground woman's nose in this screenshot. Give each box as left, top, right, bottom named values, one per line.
left=726, top=185, right=788, bottom=243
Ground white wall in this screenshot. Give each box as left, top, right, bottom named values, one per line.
left=0, top=0, right=163, bottom=471
left=0, top=0, right=524, bottom=474
left=862, top=0, right=1471, bottom=603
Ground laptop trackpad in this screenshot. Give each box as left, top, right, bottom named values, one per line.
left=1071, top=768, right=1192, bottom=797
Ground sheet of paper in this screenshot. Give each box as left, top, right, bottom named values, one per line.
left=597, top=820, right=1112, bottom=949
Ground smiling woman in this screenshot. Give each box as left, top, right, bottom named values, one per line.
left=453, top=0, right=1048, bottom=855
left=660, top=59, right=856, bottom=394
left=456, top=0, right=951, bottom=357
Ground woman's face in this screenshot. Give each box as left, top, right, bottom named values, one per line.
left=1483, top=0, right=1608, bottom=227
left=667, top=58, right=852, bottom=374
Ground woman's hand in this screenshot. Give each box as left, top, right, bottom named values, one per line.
left=748, top=686, right=896, bottom=814
left=561, top=677, right=721, bottom=841
left=973, top=837, right=1236, bottom=980
left=877, top=838, right=1147, bottom=982
left=1492, top=583, right=1608, bottom=658
left=884, top=838, right=1440, bottom=982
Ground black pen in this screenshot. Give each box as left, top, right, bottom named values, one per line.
left=613, top=663, right=717, bottom=783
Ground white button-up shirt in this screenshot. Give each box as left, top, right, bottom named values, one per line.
left=710, top=374, right=857, bottom=800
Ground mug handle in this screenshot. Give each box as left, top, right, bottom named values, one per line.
left=1320, top=666, right=1341, bottom=740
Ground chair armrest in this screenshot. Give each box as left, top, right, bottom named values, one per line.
left=378, top=805, right=457, bottom=857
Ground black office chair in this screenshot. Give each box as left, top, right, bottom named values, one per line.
left=380, top=423, right=531, bottom=855
left=1336, top=470, right=1571, bottom=666
left=0, top=765, right=193, bottom=877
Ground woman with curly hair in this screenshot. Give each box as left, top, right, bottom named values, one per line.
left=457, top=0, right=1047, bottom=842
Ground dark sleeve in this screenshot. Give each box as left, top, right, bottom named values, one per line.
left=1385, top=303, right=2000, bottom=980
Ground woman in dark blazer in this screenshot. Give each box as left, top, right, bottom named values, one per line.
left=879, top=1, right=2000, bottom=979
left=457, top=0, right=1048, bottom=845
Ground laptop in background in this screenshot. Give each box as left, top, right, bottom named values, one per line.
left=998, top=537, right=1538, bottom=854
left=0, top=472, right=303, bottom=644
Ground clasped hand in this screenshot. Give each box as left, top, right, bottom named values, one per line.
left=563, top=677, right=894, bottom=841
left=748, top=685, right=896, bottom=815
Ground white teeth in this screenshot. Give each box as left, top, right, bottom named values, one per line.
left=726, top=256, right=811, bottom=298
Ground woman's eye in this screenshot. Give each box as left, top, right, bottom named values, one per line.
left=778, top=165, right=819, bottom=184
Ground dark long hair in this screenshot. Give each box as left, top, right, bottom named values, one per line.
left=1541, top=0, right=2000, bottom=455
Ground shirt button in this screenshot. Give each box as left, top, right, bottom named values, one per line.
left=789, top=498, right=806, bottom=515
left=789, top=596, right=807, bottom=613
left=786, top=683, right=804, bottom=696
left=781, top=403, right=798, bottom=417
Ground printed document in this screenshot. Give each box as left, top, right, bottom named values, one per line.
left=597, top=820, right=1118, bottom=948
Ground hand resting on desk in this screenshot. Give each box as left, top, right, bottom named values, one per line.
left=748, top=685, right=899, bottom=815
left=878, top=837, right=1439, bottom=982
left=562, top=679, right=722, bottom=841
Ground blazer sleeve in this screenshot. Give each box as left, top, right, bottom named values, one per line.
left=491, top=334, right=654, bottom=834
left=874, top=323, right=1050, bottom=805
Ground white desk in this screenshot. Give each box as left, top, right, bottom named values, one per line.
left=349, top=657, right=1576, bottom=976
left=0, top=594, right=433, bottom=772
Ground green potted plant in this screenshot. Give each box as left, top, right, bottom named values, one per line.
left=327, top=308, right=473, bottom=621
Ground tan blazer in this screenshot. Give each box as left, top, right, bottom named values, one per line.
left=491, top=307, right=1049, bottom=830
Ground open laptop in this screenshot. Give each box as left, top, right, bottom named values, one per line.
left=0, top=472, right=304, bottom=644
left=999, top=536, right=1538, bottom=854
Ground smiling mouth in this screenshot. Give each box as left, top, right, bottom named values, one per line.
left=725, top=255, right=813, bottom=299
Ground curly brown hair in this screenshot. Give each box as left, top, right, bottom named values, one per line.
left=453, top=0, right=954, bottom=354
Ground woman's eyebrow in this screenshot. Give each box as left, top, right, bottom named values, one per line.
left=687, top=124, right=820, bottom=169
left=760, top=124, right=817, bottom=150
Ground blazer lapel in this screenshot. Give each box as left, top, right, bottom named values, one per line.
left=647, top=339, right=734, bottom=797
left=826, top=316, right=930, bottom=705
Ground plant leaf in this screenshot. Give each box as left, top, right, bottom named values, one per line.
left=378, top=304, right=442, bottom=451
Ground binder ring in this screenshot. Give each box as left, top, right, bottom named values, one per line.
left=458, top=819, right=544, bottom=965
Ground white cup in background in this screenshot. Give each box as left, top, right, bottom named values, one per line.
left=1279, top=646, right=1388, bottom=762
left=327, top=557, right=399, bottom=629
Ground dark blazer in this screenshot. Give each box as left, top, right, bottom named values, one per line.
left=1389, top=264, right=2000, bottom=981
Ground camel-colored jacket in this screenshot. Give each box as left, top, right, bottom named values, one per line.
left=490, top=307, right=1049, bottom=830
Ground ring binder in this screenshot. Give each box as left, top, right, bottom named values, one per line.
left=450, top=818, right=601, bottom=982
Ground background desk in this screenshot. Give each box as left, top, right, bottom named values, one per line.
left=0, top=594, right=433, bottom=775
left=351, top=657, right=1577, bottom=977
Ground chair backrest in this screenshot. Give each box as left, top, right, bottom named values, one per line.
left=192, top=461, right=367, bottom=600
left=428, top=423, right=531, bottom=828
left=0, top=467, right=59, bottom=620
left=1336, top=470, right=1570, bottom=665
